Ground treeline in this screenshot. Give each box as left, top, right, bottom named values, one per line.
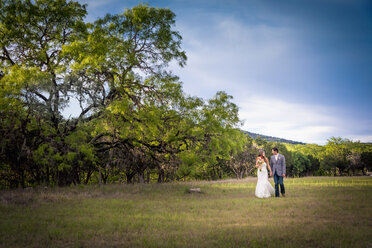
left=0, top=1, right=259, bottom=188
left=254, top=136, right=372, bottom=177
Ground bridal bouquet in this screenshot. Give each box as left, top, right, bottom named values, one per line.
left=257, top=157, right=264, bottom=172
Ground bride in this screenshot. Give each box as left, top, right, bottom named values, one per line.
left=255, top=149, right=275, bottom=198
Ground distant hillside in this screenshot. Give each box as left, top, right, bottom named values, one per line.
left=244, top=131, right=306, bottom=145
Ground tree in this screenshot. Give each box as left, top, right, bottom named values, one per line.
left=291, top=151, right=311, bottom=177
left=0, top=0, right=91, bottom=186
left=0, top=1, right=191, bottom=187
left=287, top=143, right=324, bottom=175
left=361, top=152, right=372, bottom=174
left=322, top=137, right=350, bottom=176
left=0, top=1, right=247, bottom=187
left=226, top=135, right=257, bottom=179
left=347, top=152, right=362, bottom=175
left=254, top=136, right=267, bottom=147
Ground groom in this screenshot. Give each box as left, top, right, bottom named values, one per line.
left=270, top=147, right=286, bottom=197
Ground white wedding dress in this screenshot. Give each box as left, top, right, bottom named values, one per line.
left=255, top=162, right=275, bottom=198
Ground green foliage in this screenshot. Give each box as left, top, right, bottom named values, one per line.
left=321, top=137, right=351, bottom=176
left=0, top=0, right=248, bottom=187
left=253, top=136, right=372, bottom=177
left=361, top=152, right=372, bottom=171
left=291, top=152, right=311, bottom=177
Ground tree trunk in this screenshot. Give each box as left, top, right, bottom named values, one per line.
left=126, top=173, right=134, bottom=184
left=232, top=168, right=239, bottom=179
left=157, top=168, right=164, bottom=183
left=239, top=170, right=244, bottom=179
left=20, top=168, right=25, bottom=189
left=85, top=170, right=93, bottom=184
left=146, top=169, right=150, bottom=183
left=170, top=172, right=174, bottom=181
left=138, top=171, right=145, bottom=184
left=46, top=165, right=50, bottom=185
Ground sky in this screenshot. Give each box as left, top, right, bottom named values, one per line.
left=70, top=0, right=372, bottom=144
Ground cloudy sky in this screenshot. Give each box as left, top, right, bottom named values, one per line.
left=74, top=0, right=372, bottom=144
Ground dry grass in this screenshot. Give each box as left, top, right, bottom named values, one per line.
left=1, top=177, right=372, bottom=247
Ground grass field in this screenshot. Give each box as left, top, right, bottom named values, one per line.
left=1, top=177, right=372, bottom=247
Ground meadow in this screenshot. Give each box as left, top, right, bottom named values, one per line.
left=1, top=177, right=371, bottom=247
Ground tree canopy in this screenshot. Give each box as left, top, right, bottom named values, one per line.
left=0, top=0, right=251, bottom=188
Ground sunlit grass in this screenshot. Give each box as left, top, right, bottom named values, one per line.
left=1, top=177, right=371, bottom=247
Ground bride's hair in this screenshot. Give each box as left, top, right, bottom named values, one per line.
left=258, top=149, right=266, bottom=159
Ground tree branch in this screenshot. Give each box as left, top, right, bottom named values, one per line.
left=1, top=48, right=15, bottom=65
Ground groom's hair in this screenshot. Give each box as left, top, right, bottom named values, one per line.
left=272, top=147, right=279, bottom=152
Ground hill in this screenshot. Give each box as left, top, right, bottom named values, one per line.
left=244, top=131, right=306, bottom=145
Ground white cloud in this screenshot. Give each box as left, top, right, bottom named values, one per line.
left=349, top=135, right=372, bottom=143
left=237, top=95, right=341, bottom=144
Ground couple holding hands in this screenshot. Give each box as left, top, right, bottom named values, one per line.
left=255, top=147, right=286, bottom=198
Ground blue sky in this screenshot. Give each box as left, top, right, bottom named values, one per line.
left=71, top=0, right=372, bottom=144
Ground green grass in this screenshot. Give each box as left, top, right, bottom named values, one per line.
left=1, top=177, right=372, bottom=247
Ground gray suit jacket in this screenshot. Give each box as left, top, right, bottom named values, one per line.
left=270, top=154, right=286, bottom=176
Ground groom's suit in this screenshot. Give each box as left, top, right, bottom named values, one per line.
left=270, top=154, right=286, bottom=176
left=270, top=154, right=286, bottom=197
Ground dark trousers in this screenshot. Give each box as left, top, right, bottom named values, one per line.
left=273, top=171, right=285, bottom=197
